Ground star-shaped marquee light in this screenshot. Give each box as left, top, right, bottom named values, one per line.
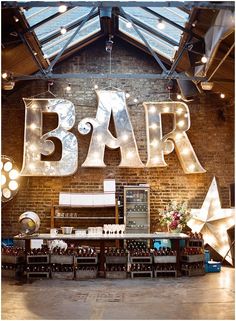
left=187, top=177, right=235, bottom=265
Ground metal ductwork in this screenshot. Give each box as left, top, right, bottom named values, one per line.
left=177, top=79, right=201, bottom=101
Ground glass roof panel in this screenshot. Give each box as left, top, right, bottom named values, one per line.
left=33, top=7, right=94, bottom=41
left=119, top=17, right=175, bottom=59
left=149, top=7, right=189, bottom=25
left=24, top=7, right=59, bottom=26
left=122, top=7, right=184, bottom=44
left=42, top=15, right=101, bottom=58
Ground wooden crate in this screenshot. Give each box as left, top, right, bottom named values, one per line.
left=27, top=272, right=50, bottom=279
left=105, top=256, right=128, bottom=264
left=75, top=269, right=97, bottom=279
left=153, top=256, right=176, bottom=264
left=131, top=271, right=153, bottom=278
left=181, top=254, right=204, bottom=263
left=27, top=255, right=49, bottom=264
left=50, top=255, right=74, bottom=265
left=187, top=239, right=204, bottom=248
left=1, top=270, right=16, bottom=278
left=51, top=271, right=74, bottom=280
left=130, top=256, right=152, bottom=264
left=75, top=256, right=98, bottom=265
left=154, top=270, right=177, bottom=277
left=2, top=255, right=25, bottom=264
left=181, top=268, right=205, bottom=276
left=105, top=271, right=127, bottom=279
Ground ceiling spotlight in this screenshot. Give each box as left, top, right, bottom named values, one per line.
left=133, top=98, right=138, bottom=103
left=33, top=51, right=37, bottom=56
left=105, top=39, right=113, bottom=53
left=201, top=55, right=208, bottom=63
left=126, top=21, right=132, bottom=28
left=58, top=4, right=67, bottom=13
left=220, top=93, right=225, bottom=99
left=60, top=27, right=67, bottom=35
left=2, top=72, right=8, bottom=79
left=177, top=94, right=182, bottom=100
left=94, top=84, right=98, bottom=90
left=157, top=19, right=165, bottom=30
left=13, top=16, right=19, bottom=22
left=125, top=93, right=130, bottom=98
left=66, top=83, right=71, bottom=91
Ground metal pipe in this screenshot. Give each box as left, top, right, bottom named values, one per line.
left=2, top=2, right=235, bottom=10
left=12, top=72, right=207, bottom=81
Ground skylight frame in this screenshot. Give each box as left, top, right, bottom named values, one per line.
left=119, top=16, right=176, bottom=60
left=41, top=14, right=101, bottom=58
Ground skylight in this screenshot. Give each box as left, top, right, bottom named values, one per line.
left=41, top=15, right=101, bottom=58
left=24, top=7, right=101, bottom=58
left=119, top=17, right=176, bottom=59
left=119, top=7, right=189, bottom=60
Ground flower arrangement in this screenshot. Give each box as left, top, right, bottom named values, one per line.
left=159, top=200, right=191, bottom=232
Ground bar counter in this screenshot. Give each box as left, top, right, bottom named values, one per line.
left=14, top=232, right=189, bottom=276
left=14, top=232, right=190, bottom=241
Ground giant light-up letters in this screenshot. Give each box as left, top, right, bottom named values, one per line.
left=21, top=98, right=78, bottom=176
left=20, top=91, right=206, bottom=176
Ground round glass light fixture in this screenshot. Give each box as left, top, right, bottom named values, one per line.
left=58, top=5, right=67, bottom=13
left=19, top=211, right=40, bottom=235
left=4, top=161, right=12, bottom=172
left=201, top=55, right=208, bottom=63
left=60, top=26, right=67, bottom=35
left=1, top=155, right=20, bottom=202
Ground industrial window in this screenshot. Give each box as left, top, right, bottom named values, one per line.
left=24, top=7, right=100, bottom=58
left=119, top=7, right=189, bottom=60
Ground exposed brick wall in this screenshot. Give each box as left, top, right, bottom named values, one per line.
left=1, top=38, right=234, bottom=237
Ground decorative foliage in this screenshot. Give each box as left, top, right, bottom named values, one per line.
left=159, top=201, right=191, bottom=231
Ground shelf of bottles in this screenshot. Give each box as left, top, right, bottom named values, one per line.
left=181, top=232, right=205, bottom=276
left=153, top=247, right=177, bottom=277
left=75, top=247, right=98, bottom=279
left=128, top=241, right=153, bottom=278
left=105, top=248, right=128, bottom=278
left=1, top=247, right=25, bottom=278
left=50, top=248, right=75, bottom=280
left=26, top=248, right=50, bottom=279
left=124, top=186, right=150, bottom=234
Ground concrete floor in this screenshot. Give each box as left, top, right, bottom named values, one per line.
left=1, top=267, right=235, bottom=320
